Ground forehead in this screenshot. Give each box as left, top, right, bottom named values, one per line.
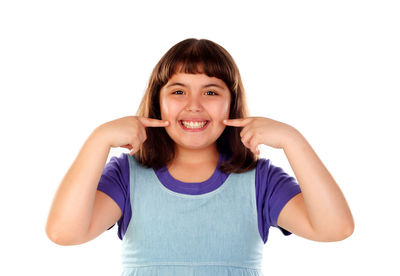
left=165, top=73, right=228, bottom=88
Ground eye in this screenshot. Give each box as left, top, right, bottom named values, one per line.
left=205, top=91, right=217, bottom=96
left=172, top=90, right=184, bottom=95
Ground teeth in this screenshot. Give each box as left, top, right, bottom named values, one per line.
left=181, top=120, right=207, bottom=129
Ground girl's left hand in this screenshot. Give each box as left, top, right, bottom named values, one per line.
left=223, top=117, right=298, bottom=155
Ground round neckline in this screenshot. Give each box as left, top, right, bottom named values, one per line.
left=152, top=152, right=231, bottom=197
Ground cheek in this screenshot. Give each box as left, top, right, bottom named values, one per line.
left=160, top=99, right=180, bottom=120
left=160, top=98, right=171, bottom=119
left=216, top=100, right=230, bottom=118
left=160, top=101, right=167, bottom=119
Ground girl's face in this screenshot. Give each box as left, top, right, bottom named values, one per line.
left=159, top=72, right=231, bottom=152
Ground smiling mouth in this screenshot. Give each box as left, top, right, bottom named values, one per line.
left=179, top=120, right=209, bottom=130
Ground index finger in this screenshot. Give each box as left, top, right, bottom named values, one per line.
left=223, top=118, right=251, bottom=127
left=138, top=117, right=169, bottom=127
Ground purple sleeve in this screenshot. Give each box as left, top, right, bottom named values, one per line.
left=256, top=158, right=302, bottom=243
left=97, top=153, right=131, bottom=240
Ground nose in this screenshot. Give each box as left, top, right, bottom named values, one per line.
left=185, top=94, right=203, bottom=112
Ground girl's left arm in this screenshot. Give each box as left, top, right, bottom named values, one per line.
left=223, top=117, right=354, bottom=242
left=280, top=127, right=354, bottom=241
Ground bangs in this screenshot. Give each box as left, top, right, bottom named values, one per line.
left=158, top=39, right=236, bottom=90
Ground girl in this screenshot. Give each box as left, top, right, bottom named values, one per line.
left=46, top=38, right=354, bottom=275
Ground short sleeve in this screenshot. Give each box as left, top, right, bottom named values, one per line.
left=97, top=153, right=129, bottom=238
left=256, top=158, right=302, bottom=242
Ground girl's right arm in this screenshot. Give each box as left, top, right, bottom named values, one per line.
left=45, top=126, right=117, bottom=246
left=45, top=116, right=169, bottom=245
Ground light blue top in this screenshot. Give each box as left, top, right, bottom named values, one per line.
left=121, top=154, right=265, bottom=276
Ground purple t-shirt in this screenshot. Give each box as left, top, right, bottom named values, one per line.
left=97, top=152, right=301, bottom=244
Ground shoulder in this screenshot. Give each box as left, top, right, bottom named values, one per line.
left=256, top=157, right=270, bottom=170
left=255, top=157, right=272, bottom=178
left=255, top=157, right=297, bottom=183
left=255, top=157, right=301, bottom=209
left=98, top=153, right=130, bottom=195
left=104, top=152, right=130, bottom=173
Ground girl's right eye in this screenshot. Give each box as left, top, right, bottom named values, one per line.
left=172, top=90, right=184, bottom=95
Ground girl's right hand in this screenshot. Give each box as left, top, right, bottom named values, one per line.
left=95, top=116, right=169, bottom=156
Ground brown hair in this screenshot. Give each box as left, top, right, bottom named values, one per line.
left=135, top=38, right=257, bottom=173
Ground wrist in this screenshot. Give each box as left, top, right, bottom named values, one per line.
left=90, top=125, right=112, bottom=148
left=282, top=126, right=304, bottom=150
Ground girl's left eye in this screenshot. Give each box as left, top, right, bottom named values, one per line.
left=205, top=91, right=217, bottom=95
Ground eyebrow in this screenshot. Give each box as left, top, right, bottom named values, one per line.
left=165, top=82, right=225, bottom=90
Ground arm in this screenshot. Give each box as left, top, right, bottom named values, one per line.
left=223, top=117, right=354, bottom=242
left=278, top=128, right=354, bottom=241
left=46, top=116, right=168, bottom=245
left=45, top=127, right=121, bottom=245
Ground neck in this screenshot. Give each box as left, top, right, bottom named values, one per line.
left=172, top=144, right=220, bottom=166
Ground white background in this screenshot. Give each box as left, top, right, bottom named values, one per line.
left=1, top=0, right=399, bottom=275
